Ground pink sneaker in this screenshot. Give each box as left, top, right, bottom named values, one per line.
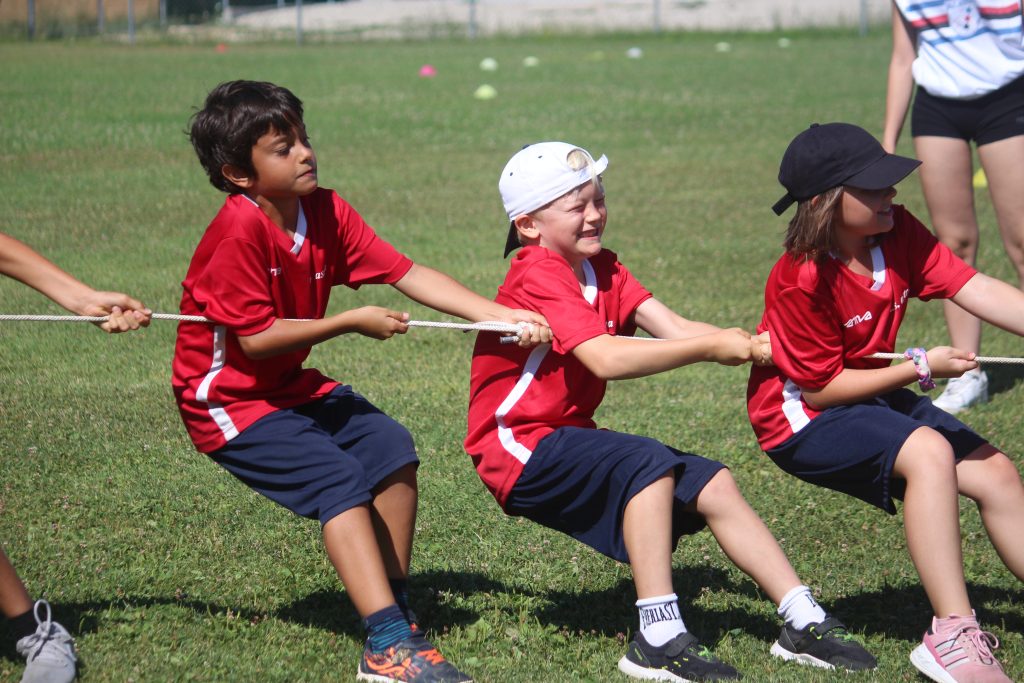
left=910, top=612, right=1010, bottom=683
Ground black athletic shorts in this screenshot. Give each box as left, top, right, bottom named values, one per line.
left=912, top=74, right=1024, bottom=145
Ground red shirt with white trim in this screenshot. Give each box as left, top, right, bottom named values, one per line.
left=746, top=205, right=976, bottom=451
left=172, top=189, right=413, bottom=453
left=465, top=247, right=653, bottom=507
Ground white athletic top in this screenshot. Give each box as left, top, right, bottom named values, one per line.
left=895, top=0, right=1024, bottom=98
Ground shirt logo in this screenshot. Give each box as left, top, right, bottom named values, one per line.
left=269, top=267, right=282, bottom=277
left=314, top=269, right=326, bottom=280
left=893, top=288, right=909, bottom=312
left=844, top=310, right=873, bottom=328
left=947, top=0, right=979, bottom=36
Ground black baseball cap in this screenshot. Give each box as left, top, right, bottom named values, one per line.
left=771, top=122, right=921, bottom=216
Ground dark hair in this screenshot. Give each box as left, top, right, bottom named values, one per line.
left=783, top=186, right=845, bottom=262
left=188, top=80, right=305, bottom=194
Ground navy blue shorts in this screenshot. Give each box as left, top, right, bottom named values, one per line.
left=766, top=389, right=987, bottom=514
left=912, top=75, right=1024, bottom=145
left=505, top=427, right=726, bottom=563
left=209, top=385, right=419, bottom=526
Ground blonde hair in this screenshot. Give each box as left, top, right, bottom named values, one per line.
left=564, top=148, right=605, bottom=196
left=783, top=186, right=844, bottom=262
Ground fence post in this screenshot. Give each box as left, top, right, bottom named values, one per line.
left=27, top=0, right=35, bottom=39
left=97, top=0, right=105, bottom=33
left=128, top=0, right=136, bottom=43
left=468, top=0, right=477, bottom=39
left=296, top=0, right=303, bottom=44
left=653, top=0, right=660, bottom=34
left=860, top=0, right=868, bottom=36
left=223, top=0, right=232, bottom=22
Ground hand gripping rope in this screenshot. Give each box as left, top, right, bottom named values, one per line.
left=0, top=313, right=530, bottom=343
left=2, top=313, right=1023, bottom=362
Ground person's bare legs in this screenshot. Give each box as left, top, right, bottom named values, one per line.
left=891, top=427, right=972, bottom=617
left=954, top=444, right=1024, bottom=582
left=369, top=464, right=418, bottom=580
left=322, top=505, right=396, bottom=618
left=978, top=134, right=1024, bottom=289
left=623, top=473, right=675, bottom=598
left=914, top=136, right=982, bottom=353
left=688, top=470, right=802, bottom=605
left=0, top=548, right=32, bottom=619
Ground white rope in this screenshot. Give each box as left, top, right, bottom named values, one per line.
left=868, top=352, right=1024, bottom=365
left=6, top=313, right=1024, bottom=360
left=0, top=312, right=524, bottom=341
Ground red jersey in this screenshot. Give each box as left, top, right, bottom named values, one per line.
left=465, top=247, right=653, bottom=507
left=747, top=205, right=976, bottom=450
left=172, top=189, right=413, bottom=453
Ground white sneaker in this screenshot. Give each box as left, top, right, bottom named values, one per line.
left=932, top=371, right=989, bottom=415
left=15, top=600, right=77, bottom=683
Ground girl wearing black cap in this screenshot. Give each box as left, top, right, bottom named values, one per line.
left=750, top=122, right=1024, bottom=683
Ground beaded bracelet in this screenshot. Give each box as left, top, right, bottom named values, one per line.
left=904, top=347, right=936, bottom=391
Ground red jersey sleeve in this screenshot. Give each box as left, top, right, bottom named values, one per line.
left=615, top=261, right=654, bottom=329
left=765, top=285, right=845, bottom=390
left=191, top=236, right=276, bottom=337
left=518, top=258, right=609, bottom=354
left=899, top=207, right=977, bottom=300
left=329, top=195, right=413, bottom=288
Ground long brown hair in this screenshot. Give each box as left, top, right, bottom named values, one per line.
left=783, top=186, right=844, bottom=262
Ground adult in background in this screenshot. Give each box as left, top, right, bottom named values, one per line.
left=883, top=0, right=1024, bottom=413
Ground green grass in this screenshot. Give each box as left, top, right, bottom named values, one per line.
left=1, top=29, right=1022, bottom=682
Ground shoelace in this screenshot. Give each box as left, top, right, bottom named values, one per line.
left=961, top=627, right=1000, bottom=664
left=23, top=601, right=64, bottom=663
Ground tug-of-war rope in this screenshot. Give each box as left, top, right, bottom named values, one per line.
left=2, top=313, right=1023, bottom=363
left=0, top=313, right=529, bottom=344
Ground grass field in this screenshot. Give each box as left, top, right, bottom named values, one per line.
left=1, top=28, right=1022, bottom=682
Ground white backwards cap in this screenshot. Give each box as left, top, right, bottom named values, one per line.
left=499, top=141, right=609, bottom=257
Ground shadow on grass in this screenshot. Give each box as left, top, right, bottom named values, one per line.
left=987, top=363, right=1024, bottom=398
left=0, top=573, right=1017, bottom=666
left=827, top=582, right=1024, bottom=641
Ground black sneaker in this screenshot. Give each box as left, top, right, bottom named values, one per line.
left=618, top=631, right=741, bottom=681
left=770, top=615, right=877, bottom=671
left=357, top=634, right=473, bottom=682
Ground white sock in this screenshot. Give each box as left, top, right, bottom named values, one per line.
left=637, top=593, right=686, bottom=646
left=777, top=585, right=827, bottom=631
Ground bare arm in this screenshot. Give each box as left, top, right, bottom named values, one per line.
left=572, top=327, right=757, bottom=380
left=0, top=232, right=150, bottom=332
left=882, top=3, right=917, bottom=152
left=236, top=306, right=410, bottom=359
left=951, top=272, right=1024, bottom=336
left=801, top=347, right=978, bottom=409
left=392, top=263, right=551, bottom=345
left=633, top=297, right=722, bottom=339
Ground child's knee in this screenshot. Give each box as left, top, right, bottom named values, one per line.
left=894, top=427, right=956, bottom=479
left=694, top=468, right=742, bottom=509
left=964, top=449, right=1024, bottom=501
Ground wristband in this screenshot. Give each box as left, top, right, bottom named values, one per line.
left=904, top=347, right=936, bottom=391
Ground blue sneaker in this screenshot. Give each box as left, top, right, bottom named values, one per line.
left=357, top=634, right=472, bottom=682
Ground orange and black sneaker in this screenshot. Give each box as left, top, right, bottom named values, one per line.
left=357, top=634, right=473, bottom=682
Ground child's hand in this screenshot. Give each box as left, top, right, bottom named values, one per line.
left=499, top=309, right=552, bottom=348
left=752, top=331, right=773, bottom=366
left=80, top=291, right=152, bottom=333
left=709, top=328, right=754, bottom=366
left=927, top=346, right=980, bottom=378
left=351, top=307, right=410, bottom=340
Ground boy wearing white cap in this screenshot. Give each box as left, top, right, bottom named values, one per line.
left=464, top=142, right=876, bottom=681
